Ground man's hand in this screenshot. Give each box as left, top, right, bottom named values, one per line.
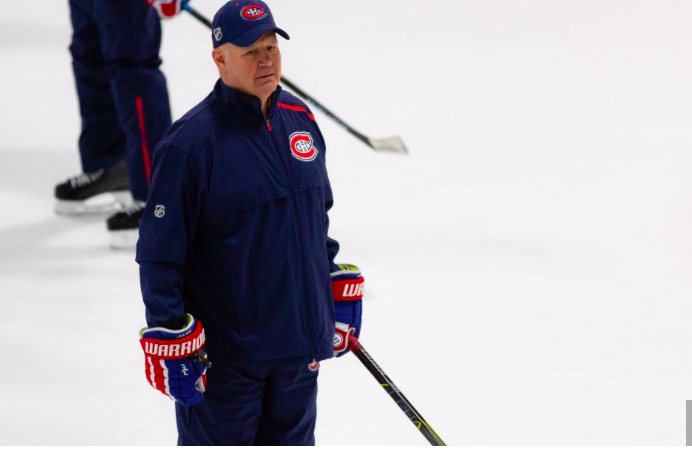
left=331, top=264, right=364, bottom=357
left=148, top=0, right=185, bottom=19
left=139, top=314, right=211, bottom=406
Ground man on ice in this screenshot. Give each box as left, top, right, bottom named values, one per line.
left=136, top=1, right=365, bottom=445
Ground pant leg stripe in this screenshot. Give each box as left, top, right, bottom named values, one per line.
left=135, top=96, right=152, bottom=183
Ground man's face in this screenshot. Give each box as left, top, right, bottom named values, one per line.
left=214, top=32, right=282, bottom=102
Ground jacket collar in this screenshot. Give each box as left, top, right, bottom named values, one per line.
left=211, top=79, right=281, bottom=123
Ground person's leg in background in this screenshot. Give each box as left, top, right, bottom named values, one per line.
left=90, top=0, right=173, bottom=247
left=55, top=0, right=132, bottom=216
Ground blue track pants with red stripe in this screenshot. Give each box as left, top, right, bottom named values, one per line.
left=68, top=0, right=172, bottom=201
left=175, top=361, right=319, bottom=446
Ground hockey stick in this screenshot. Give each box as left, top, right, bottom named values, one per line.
left=182, top=3, right=409, bottom=154
left=182, top=2, right=212, bottom=27
left=347, top=336, right=446, bottom=446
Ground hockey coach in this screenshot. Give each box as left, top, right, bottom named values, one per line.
left=135, top=0, right=364, bottom=446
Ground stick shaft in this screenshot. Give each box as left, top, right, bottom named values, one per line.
left=276, top=77, right=372, bottom=147
left=349, top=337, right=446, bottom=446
left=182, top=2, right=211, bottom=27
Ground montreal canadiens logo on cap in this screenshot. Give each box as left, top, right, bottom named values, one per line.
left=289, top=132, right=318, bottom=162
left=240, top=4, right=268, bottom=21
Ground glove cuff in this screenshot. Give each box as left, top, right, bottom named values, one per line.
left=330, top=263, right=361, bottom=277
left=140, top=315, right=206, bottom=359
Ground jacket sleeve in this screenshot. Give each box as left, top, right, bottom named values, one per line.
left=136, top=141, right=208, bottom=328
left=322, top=147, right=341, bottom=274
left=311, top=111, right=341, bottom=274
left=139, top=261, right=186, bottom=329
left=324, top=178, right=341, bottom=274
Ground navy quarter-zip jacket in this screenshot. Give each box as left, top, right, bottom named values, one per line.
left=136, top=80, right=339, bottom=367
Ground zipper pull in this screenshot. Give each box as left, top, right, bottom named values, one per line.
left=266, top=120, right=272, bottom=132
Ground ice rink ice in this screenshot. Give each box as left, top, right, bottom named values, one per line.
left=1, top=0, right=692, bottom=446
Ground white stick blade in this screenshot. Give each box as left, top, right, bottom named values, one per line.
left=368, top=136, right=409, bottom=154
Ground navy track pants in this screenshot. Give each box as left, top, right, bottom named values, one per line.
left=68, top=0, right=172, bottom=201
left=176, top=362, right=319, bottom=446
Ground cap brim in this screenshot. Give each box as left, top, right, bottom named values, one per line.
left=231, top=24, right=290, bottom=47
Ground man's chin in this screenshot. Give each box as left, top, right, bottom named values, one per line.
left=256, top=80, right=279, bottom=95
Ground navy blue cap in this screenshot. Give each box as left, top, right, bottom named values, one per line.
left=211, top=1, right=289, bottom=48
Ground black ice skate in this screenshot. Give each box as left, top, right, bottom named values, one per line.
left=54, top=160, right=131, bottom=216
left=107, top=201, right=145, bottom=249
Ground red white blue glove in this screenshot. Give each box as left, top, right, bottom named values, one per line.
left=331, top=264, right=364, bottom=357
left=148, top=0, right=185, bottom=19
left=139, top=314, right=211, bottom=406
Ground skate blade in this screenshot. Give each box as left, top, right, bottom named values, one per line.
left=109, top=229, right=139, bottom=250
left=55, top=191, right=132, bottom=217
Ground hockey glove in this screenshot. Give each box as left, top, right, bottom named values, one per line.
left=140, top=314, right=211, bottom=406
left=148, top=0, right=186, bottom=19
left=331, top=264, right=364, bottom=357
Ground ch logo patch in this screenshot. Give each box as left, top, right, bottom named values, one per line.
left=240, top=4, right=268, bottom=21
left=214, top=27, right=223, bottom=42
left=154, top=205, right=166, bottom=218
left=289, top=132, right=318, bottom=162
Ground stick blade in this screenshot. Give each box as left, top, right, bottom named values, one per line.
left=368, top=136, right=409, bottom=154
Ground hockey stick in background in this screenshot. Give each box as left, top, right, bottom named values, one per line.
left=182, top=3, right=409, bottom=154
left=347, top=336, right=446, bottom=446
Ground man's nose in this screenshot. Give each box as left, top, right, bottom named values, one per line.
left=258, top=51, right=273, bottom=66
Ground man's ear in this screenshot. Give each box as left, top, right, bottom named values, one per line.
left=212, top=49, right=225, bottom=69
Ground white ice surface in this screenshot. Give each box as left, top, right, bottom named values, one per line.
left=1, top=0, right=692, bottom=446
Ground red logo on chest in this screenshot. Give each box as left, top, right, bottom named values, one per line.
left=289, top=132, right=318, bottom=162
